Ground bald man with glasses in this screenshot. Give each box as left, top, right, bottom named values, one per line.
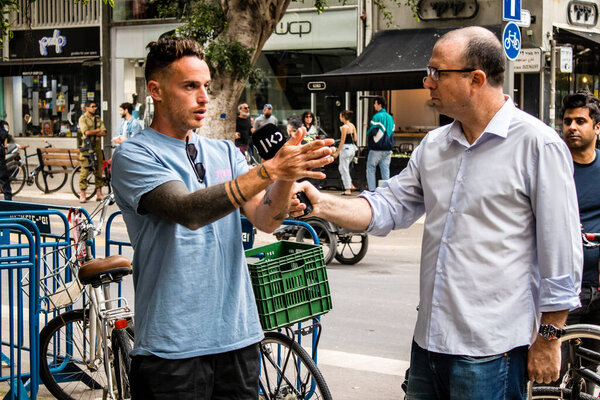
left=295, top=26, right=581, bottom=399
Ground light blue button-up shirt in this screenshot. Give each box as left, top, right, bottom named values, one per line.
left=361, top=98, right=582, bottom=356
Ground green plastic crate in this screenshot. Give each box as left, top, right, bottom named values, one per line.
left=245, top=241, right=333, bottom=331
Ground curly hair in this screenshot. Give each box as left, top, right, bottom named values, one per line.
left=562, top=89, right=600, bottom=124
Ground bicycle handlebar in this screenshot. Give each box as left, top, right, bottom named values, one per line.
left=582, top=231, right=600, bottom=248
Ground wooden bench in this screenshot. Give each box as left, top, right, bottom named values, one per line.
left=37, top=147, right=80, bottom=171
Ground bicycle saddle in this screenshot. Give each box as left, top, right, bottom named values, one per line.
left=78, top=254, right=132, bottom=286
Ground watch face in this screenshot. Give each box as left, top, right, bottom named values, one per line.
left=540, top=324, right=558, bottom=339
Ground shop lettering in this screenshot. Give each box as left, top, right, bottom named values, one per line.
left=275, top=21, right=311, bottom=37
left=39, top=30, right=67, bottom=56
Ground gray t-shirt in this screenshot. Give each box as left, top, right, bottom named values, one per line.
left=112, top=128, right=263, bottom=358
left=253, top=114, right=278, bottom=131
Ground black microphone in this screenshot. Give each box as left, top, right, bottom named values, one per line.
left=252, top=123, right=313, bottom=216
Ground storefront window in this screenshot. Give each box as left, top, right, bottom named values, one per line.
left=239, top=49, right=355, bottom=137
left=113, top=0, right=184, bottom=21
left=17, top=64, right=100, bottom=138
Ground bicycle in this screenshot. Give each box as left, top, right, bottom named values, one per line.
left=70, top=146, right=113, bottom=201
left=32, top=192, right=134, bottom=400
left=530, top=231, right=600, bottom=399
left=4, top=139, right=69, bottom=196
left=274, top=216, right=369, bottom=265
left=245, top=232, right=333, bottom=400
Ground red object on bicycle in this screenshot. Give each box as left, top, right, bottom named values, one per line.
left=114, top=319, right=128, bottom=330
left=585, top=233, right=600, bottom=242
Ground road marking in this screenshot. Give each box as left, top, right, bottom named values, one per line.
left=314, top=348, right=409, bottom=377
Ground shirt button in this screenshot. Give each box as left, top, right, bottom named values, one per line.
left=449, top=207, right=456, bottom=213
left=466, top=149, right=471, bottom=153
left=437, top=268, right=443, bottom=273
left=442, top=237, right=448, bottom=243
left=433, top=302, right=440, bottom=306
left=457, top=177, right=463, bottom=182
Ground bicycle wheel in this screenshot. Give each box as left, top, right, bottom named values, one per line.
left=532, top=324, right=600, bottom=400
left=8, top=164, right=26, bottom=195
left=71, top=165, right=96, bottom=200
left=259, top=331, right=332, bottom=400
left=39, top=309, right=113, bottom=400
left=295, top=220, right=337, bottom=265
left=531, top=386, right=596, bottom=399
left=112, top=328, right=133, bottom=400
left=335, top=233, right=369, bottom=265
left=35, top=165, right=68, bottom=193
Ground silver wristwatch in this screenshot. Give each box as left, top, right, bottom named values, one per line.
left=538, top=324, right=565, bottom=340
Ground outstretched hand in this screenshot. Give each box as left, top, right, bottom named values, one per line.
left=264, top=129, right=335, bottom=181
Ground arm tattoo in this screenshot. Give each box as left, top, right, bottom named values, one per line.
left=257, top=163, right=271, bottom=180
left=226, top=181, right=242, bottom=208
left=262, top=185, right=273, bottom=206
left=140, top=180, right=239, bottom=230
left=233, top=178, right=248, bottom=203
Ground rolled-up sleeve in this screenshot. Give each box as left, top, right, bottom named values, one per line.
left=359, top=143, right=426, bottom=236
left=532, top=140, right=582, bottom=312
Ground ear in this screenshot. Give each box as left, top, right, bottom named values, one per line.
left=470, top=70, right=486, bottom=88
left=594, top=121, right=600, bottom=136
left=147, top=80, right=162, bottom=103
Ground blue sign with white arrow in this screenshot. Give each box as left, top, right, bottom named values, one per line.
left=503, top=0, right=521, bottom=22
left=503, top=22, right=521, bottom=60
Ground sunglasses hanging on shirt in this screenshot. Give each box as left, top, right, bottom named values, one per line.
left=185, top=136, right=206, bottom=183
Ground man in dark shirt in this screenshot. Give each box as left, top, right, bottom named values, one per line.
left=561, top=89, right=600, bottom=394
left=235, top=103, right=253, bottom=160
left=0, top=120, right=11, bottom=200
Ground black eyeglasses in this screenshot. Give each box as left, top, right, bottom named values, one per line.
left=185, top=137, right=205, bottom=183
left=426, top=66, right=476, bottom=81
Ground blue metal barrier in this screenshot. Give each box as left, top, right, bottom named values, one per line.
left=0, top=201, right=93, bottom=399
left=0, top=218, right=40, bottom=400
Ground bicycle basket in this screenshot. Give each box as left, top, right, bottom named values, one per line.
left=21, top=245, right=84, bottom=312
left=245, top=241, right=332, bottom=331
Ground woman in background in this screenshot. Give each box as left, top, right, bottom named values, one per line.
left=333, top=110, right=357, bottom=195
left=302, top=111, right=319, bottom=141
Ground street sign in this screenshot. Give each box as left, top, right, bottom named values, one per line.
left=307, top=81, right=326, bottom=91
left=503, top=0, right=522, bottom=22
left=503, top=22, right=521, bottom=61
left=516, top=9, right=531, bottom=27
left=560, top=47, right=573, bottom=73
left=514, top=48, right=542, bottom=72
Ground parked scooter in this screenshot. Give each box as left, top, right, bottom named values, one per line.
left=273, top=216, right=369, bottom=265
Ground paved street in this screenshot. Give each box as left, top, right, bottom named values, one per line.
left=5, top=185, right=424, bottom=400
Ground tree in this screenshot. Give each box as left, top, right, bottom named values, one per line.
left=170, top=0, right=417, bottom=139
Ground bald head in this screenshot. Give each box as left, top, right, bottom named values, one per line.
left=438, top=26, right=505, bottom=87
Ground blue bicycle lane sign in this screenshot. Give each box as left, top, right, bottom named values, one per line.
left=503, top=22, right=521, bottom=60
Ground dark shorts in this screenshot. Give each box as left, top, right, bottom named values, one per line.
left=130, top=343, right=259, bottom=400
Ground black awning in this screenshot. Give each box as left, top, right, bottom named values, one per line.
left=302, top=25, right=501, bottom=92
left=554, top=26, right=600, bottom=46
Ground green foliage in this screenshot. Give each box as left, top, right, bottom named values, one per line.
left=176, top=1, right=226, bottom=44
left=0, top=0, right=19, bottom=49
left=176, top=0, right=263, bottom=87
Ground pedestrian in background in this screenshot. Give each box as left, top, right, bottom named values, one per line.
left=366, top=95, right=394, bottom=191
left=113, top=102, right=142, bottom=145
left=0, top=120, right=12, bottom=200
left=111, top=37, right=334, bottom=400
left=294, top=26, right=582, bottom=399
left=235, top=102, right=253, bottom=160
left=78, top=100, right=106, bottom=202
left=559, top=89, right=600, bottom=394
left=302, top=110, right=319, bottom=141
left=253, top=103, right=278, bottom=131
left=333, top=109, right=357, bottom=195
